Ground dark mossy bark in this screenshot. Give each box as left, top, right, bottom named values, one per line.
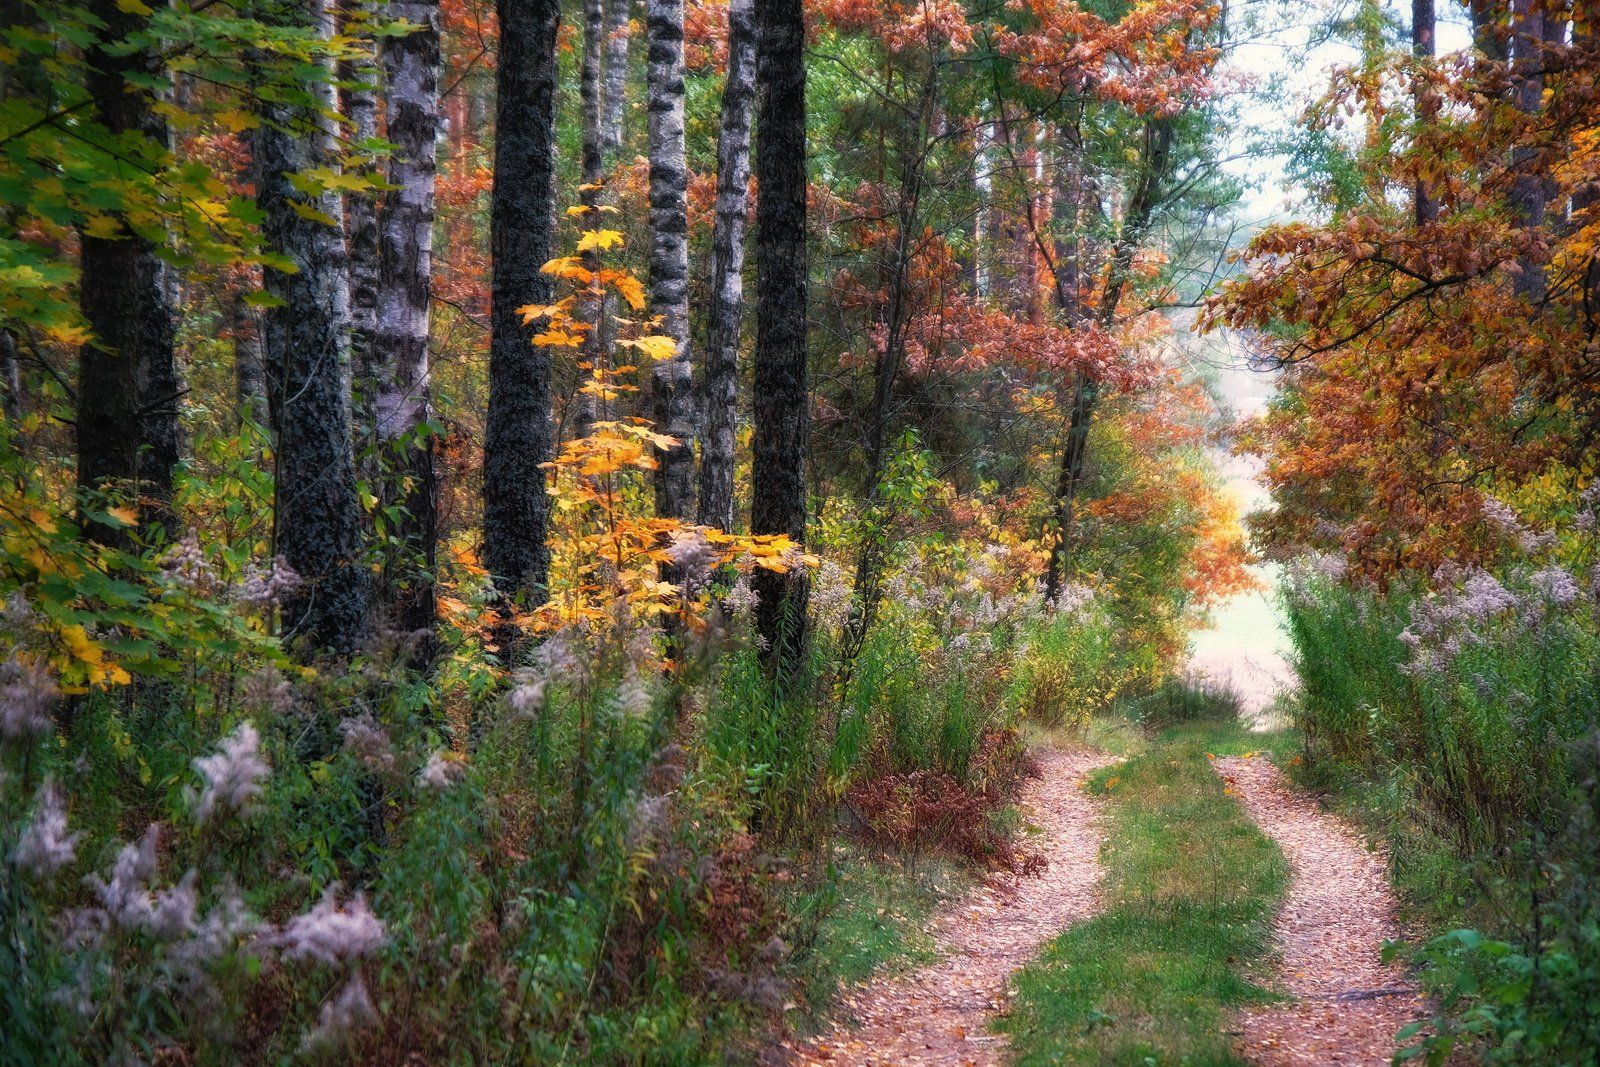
left=484, top=0, right=560, bottom=606
left=77, top=0, right=180, bottom=541
left=751, top=0, right=811, bottom=676
left=253, top=0, right=370, bottom=655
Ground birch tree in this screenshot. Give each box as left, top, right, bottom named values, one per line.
left=646, top=0, right=694, bottom=520
left=696, top=0, right=755, bottom=532
left=374, top=0, right=442, bottom=636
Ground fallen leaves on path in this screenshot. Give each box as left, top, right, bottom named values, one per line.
left=1215, top=755, right=1429, bottom=1066
left=788, top=748, right=1115, bottom=1066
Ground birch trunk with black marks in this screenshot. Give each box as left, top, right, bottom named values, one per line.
left=696, top=0, right=755, bottom=532
left=484, top=0, right=559, bottom=607
left=1044, top=118, right=1175, bottom=601
left=974, top=115, right=994, bottom=300
left=374, top=0, right=441, bottom=638
left=646, top=0, right=695, bottom=520
left=601, top=0, right=633, bottom=159
left=341, top=0, right=381, bottom=447
left=77, top=0, right=181, bottom=541
left=253, top=0, right=369, bottom=655
left=751, top=0, right=811, bottom=676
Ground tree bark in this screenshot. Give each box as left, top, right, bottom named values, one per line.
left=1044, top=118, right=1175, bottom=601
left=0, top=330, right=20, bottom=424
left=751, top=0, right=811, bottom=676
left=253, top=0, right=370, bottom=654
left=974, top=115, right=994, bottom=300
left=601, top=0, right=633, bottom=159
left=1509, top=0, right=1548, bottom=303
left=77, top=0, right=181, bottom=542
left=230, top=286, right=267, bottom=426
left=484, top=0, right=559, bottom=606
left=375, top=0, right=442, bottom=638
left=1472, top=0, right=1509, bottom=62
left=574, top=0, right=607, bottom=441
left=696, top=0, right=755, bottom=532
left=341, top=0, right=381, bottom=451
left=646, top=0, right=695, bottom=520
left=1413, top=0, right=1439, bottom=226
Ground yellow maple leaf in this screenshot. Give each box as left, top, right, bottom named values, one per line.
left=606, top=272, right=647, bottom=311
left=540, top=256, right=594, bottom=282
left=106, top=505, right=140, bottom=527
left=617, top=335, right=677, bottom=362
left=577, top=228, right=625, bottom=253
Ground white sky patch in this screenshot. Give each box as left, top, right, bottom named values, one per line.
left=1216, top=0, right=1474, bottom=225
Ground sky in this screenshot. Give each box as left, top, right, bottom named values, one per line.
left=1217, top=0, right=1475, bottom=224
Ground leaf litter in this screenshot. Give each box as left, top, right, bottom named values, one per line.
left=1215, top=755, right=1430, bottom=1065
left=788, top=747, right=1115, bottom=1066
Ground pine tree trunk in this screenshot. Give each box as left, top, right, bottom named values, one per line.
left=751, top=0, right=811, bottom=676
left=696, top=0, right=755, bottom=532
left=574, top=0, right=607, bottom=442
left=1510, top=0, right=1548, bottom=303
left=484, top=0, right=560, bottom=606
left=1044, top=118, right=1175, bottom=601
left=1413, top=0, right=1439, bottom=226
left=230, top=286, right=267, bottom=427
left=77, top=0, right=180, bottom=542
left=375, top=0, right=442, bottom=638
left=0, top=329, right=20, bottom=424
left=253, top=0, right=370, bottom=654
left=646, top=0, right=695, bottom=520
left=601, top=0, right=633, bottom=158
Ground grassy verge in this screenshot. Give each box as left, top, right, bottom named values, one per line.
left=997, top=717, right=1292, bottom=1065
left=785, top=846, right=967, bottom=1027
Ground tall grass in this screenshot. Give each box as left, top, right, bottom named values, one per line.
left=1284, top=565, right=1600, bottom=1063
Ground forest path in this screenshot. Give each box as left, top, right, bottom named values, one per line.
left=1214, top=754, right=1428, bottom=1065
left=790, top=747, right=1114, bottom=1066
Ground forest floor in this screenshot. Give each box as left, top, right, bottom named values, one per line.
left=789, top=747, right=1115, bottom=1066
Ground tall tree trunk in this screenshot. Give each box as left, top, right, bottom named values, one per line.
left=0, top=330, right=20, bottom=424
left=1472, top=0, right=1509, bottom=61
left=646, top=0, right=695, bottom=520
left=230, top=286, right=267, bottom=426
left=1043, top=118, right=1175, bottom=601
left=601, top=0, right=633, bottom=158
left=1414, top=0, right=1439, bottom=226
left=574, top=0, right=607, bottom=441
left=484, top=0, right=559, bottom=607
left=375, top=0, right=442, bottom=638
left=253, top=0, right=369, bottom=654
left=77, top=0, right=180, bottom=542
left=751, top=0, right=811, bottom=676
left=342, top=0, right=381, bottom=452
left=696, top=0, right=755, bottom=532
left=1510, top=0, right=1549, bottom=303
left=974, top=114, right=994, bottom=300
